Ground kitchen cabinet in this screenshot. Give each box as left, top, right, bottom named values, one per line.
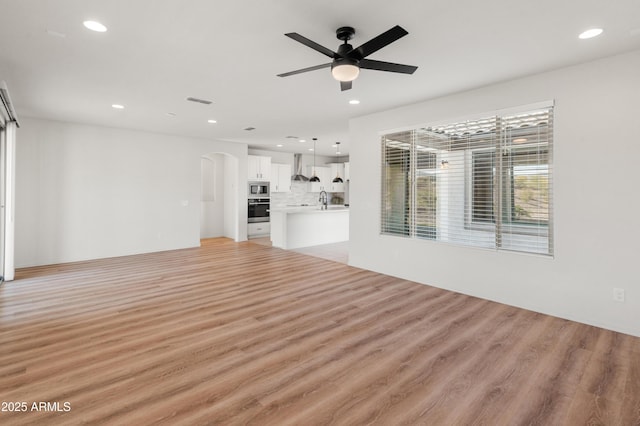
left=248, top=222, right=270, bottom=238
left=248, top=155, right=271, bottom=181
left=344, top=162, right=350, bottom=181
left=306, top=166, right=331, bottom=192
left=330, top=181, right=344, bottom=193
left=270, top=163, right=291, bottom=193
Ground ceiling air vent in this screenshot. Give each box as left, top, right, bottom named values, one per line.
left=244, top=127, right=256, bottom=131
left=186, top=97, right=212, bottom=105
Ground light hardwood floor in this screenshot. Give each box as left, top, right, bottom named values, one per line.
left=1, top=238, right=639, bottom=425
left=249, top=237, right=349, bottom=265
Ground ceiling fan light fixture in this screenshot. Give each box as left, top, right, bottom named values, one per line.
left=279, top=25, right=416, bottom=91
left=331, top=62, right=360, bottom=82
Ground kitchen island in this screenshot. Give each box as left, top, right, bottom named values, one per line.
left=270, top=206, right=349, bottom=250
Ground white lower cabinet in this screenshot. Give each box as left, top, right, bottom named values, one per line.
left=248, top=222, right=271, bottom=238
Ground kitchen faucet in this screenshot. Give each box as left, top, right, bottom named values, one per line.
left=319, top=190, right=328, bottom=210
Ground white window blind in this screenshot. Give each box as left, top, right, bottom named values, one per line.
left=381, top=131, right=411, bottom=237
left=381, top=106, right=553, bottom=256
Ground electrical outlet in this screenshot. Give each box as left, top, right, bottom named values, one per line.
left=613, top=287, right=625, bottom=303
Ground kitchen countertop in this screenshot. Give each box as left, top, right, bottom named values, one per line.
left=270, top=205, right=349, bottom=214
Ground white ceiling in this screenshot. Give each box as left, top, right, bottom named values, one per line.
left=1, top=0, right=639, bottom=156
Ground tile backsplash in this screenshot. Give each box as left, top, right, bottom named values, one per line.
left=271, top=182, right=345, bottom=209
left=270, top=182, right=320, bottom=209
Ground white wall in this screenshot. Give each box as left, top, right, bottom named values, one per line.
left=16, top=118, right=248, bottom=267
left=248, top=148, right=334, bottom=171
left=223, top=154, right=239, bottom=240
left=248, top=148, right=294, bottom=166
left=349, top=49, right=640, bottom=337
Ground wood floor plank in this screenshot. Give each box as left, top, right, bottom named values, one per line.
left=1, top=237, right=639, bottom=425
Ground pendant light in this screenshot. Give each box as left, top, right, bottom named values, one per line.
left=309, top=138, right=320, bottom=182
left=332, top=142, right=343, bottom=183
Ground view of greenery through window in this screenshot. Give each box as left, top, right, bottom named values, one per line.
left=512, top=165, right=549, bottom=223
left=472, top=151, right=550, bottom=226
left=415, top=152, right=437, bottom=238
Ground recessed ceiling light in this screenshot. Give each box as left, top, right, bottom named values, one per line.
left=207, top=119, right=217, bottom=124
left=308, top=148, right=314, bottom=151
left=83, top=20, right=107, bottom=32
left=276, top=144, right=283, bottom=147
left=337, top=151, right=341, bottom=155
left=579, top=28, right=603, bottom=39
left=349, top=99, right=360, bottom=105
left=299, top=139, right=306, bottom=143
left=331, top=144, right=338, bottom=148
left=111, top=104, right=124, bottom=109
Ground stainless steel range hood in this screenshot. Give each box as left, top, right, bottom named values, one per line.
left=291, top=153, right=309, bottom=181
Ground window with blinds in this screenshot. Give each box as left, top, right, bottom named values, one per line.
left=381, top=105, right=553, bottom=256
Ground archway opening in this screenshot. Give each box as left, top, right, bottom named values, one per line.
left=200, top=152, right=239, bottom=241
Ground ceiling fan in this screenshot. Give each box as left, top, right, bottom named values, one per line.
left=277, top=25, right=418, bottom=91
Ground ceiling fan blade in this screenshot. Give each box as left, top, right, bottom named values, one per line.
left=284, top=33, right=338, bottom=58
left=277, top=63, right=331, bottom=77
left=352, top=25, right=409, bottom=59
left=340, top=81, right=352, bottom=91
left=360, top=59, right=418, bottom=74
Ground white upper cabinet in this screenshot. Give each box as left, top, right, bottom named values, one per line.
left=270, top=163, right=292, bottom=193
left=330, top=181, right=344, bottom=193
left=248, top=155, right=271, bottom=181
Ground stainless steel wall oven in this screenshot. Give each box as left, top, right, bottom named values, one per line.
left=248, top=198, right=270, bottom=223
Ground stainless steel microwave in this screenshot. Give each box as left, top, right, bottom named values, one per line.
left=248, top=182, right=269, bottom=197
